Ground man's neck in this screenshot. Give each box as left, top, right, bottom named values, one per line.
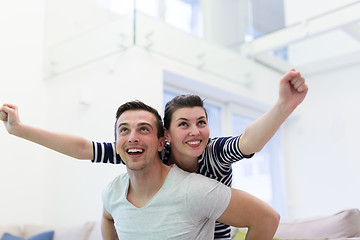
left=127, top=161, right=171, bottom=208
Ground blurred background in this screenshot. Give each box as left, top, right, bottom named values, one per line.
left=1, top=0, right=360, bottom=226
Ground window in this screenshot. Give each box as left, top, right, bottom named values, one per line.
left=96, top=0, right=135, bottom=15
left=164, top=0, right=202, bottom=37
left=203, top=102, right=221, bottom=138
left=231, top=113, right=273, bottom=204
left=247, top=0, right=287, bottom=60
left=163, top=71, right=287, bottom=217
left=97, top=0, right=203, bottom=37
left=136, top=0, right=159, bottom=18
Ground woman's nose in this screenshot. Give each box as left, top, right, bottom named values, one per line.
left=189, top=125, right=200, bottom=136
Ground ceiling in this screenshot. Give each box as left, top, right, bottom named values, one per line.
left=44, top=0, right=360, bottom=84
left=241, top=1, right=360, bottom=75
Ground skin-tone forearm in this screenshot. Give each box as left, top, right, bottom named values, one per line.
left=102, top=208, right=119, bottom=240
left=240, top=98, right=294, bottom=155
left=13, top=124, right=93, bottom=159
left=1, top=104, right=93, bottom=160
left=239, top=69, right=308, bottom=155
left=217, top=189, right=280, bottom=240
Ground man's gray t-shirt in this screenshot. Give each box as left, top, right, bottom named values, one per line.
left=102, top=165, right=232, bottom=239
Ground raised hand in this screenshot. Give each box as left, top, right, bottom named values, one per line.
left=279, top=69, right=308, bottom=111
left=0, top=104, right=21, bottom=135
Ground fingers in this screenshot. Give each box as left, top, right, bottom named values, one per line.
left=0, top=110, right=8, bottom=121
left=0, top=104, right=17, bottom=121
left=297, top=81, right=308, bottom=93
left=281, top=69, right=300, bottom=84
left=286, top=69, right=308, bottom=93
left=291, top=76, right=308, bottom=93
left=3, top=103, right=17, bottom=111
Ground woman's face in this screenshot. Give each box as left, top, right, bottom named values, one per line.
left=165, top=107, right=210, bottom=162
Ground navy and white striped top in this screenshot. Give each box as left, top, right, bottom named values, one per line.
left=92, top=136, right=253, bottom=239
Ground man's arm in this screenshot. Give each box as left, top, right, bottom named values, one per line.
left=0, top=103, right=93, bottom=159
left=217, top=188, right=280, bottom=240
left=239, top=69, right=308, bottom=155
left=101, top=207, right=118, bottom=240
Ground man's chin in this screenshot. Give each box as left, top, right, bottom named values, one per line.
left=125, top=162, right=147, bottom=171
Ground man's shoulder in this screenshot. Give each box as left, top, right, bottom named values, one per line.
left=106, top=172, right=129, bottom=191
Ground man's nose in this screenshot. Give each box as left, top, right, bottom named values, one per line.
left=128, top=131, right=139, bottom=142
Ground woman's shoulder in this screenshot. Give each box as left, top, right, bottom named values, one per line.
left=206, top=135, right=240, bottom=147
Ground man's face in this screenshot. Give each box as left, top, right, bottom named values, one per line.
left=115, top=110, right=164, bottom=171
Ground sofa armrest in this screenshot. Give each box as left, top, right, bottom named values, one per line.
left=23, top=222, right=95, bottom=240
left=330, top=238, right=360, bottom=240
left=0, top=225, right=23, bottom=238
left=275, top=209, right=360, bottom=239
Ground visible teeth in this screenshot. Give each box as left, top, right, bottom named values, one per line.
left=128, top=149, right=143, bottom=153
left=187, top=141, right=200, bottom=145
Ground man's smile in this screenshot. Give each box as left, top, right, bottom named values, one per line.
left=126, top=148, right=145, bottom=155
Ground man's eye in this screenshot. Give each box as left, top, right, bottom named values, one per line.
left=119, top=128, right=128, bottom=133
left=140, top=127, right=149, bottom=132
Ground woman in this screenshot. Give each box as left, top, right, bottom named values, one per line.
left=1, top=69, right=308, bottom=239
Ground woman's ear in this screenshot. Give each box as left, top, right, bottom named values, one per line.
left=164, top=128, right=171, bottom=143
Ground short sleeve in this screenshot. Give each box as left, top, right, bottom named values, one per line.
left=186, top=173, right=231, bottom=221
left=102, top=180, right=112, bottom=213
left=207, top=136, right=254, bottom=165
left=92, top=141, right=123, bottom=164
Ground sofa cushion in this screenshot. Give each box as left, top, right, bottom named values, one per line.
left=23, top=222, right=94, bottom=240
left=275, top=209, right=360, bottom=239
left=232, top=229, right=328, bottom=240
left=1, top=231, right=54, bottom=240
left=1, top=233, right=23, bottom=240
left=0, top=225, right=22, bottom=239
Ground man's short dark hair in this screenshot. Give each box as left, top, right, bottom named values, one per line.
left=114, top=100, right=164, bottom=140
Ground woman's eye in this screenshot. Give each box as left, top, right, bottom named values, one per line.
left=178, top=122, right=188, bottom=127
left=198, top=120, right=207, bottom=126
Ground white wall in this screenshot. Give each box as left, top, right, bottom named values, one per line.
left=0, top=0, right=47, bottom=225
left=0, top=0, right=165, bottom=225
left=283, top=63, right=360, bottom=219
left=283, top=0, right=360, bottom=219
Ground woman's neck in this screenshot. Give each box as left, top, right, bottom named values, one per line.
left=169, top=152, right=198, bottom=173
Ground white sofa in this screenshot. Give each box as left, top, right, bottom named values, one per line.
left=0, top=222, right=102, bottom=240
left=2, top=209, right=359, bottom=240
left=232, top=208, right=360, bottom=240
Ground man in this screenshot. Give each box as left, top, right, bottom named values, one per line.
left=101, top=100, right=279, bottom=239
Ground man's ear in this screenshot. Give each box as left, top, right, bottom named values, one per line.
left=158, top=137, right=165, bottom=152
left=115, top=141, right=120, bottom=155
